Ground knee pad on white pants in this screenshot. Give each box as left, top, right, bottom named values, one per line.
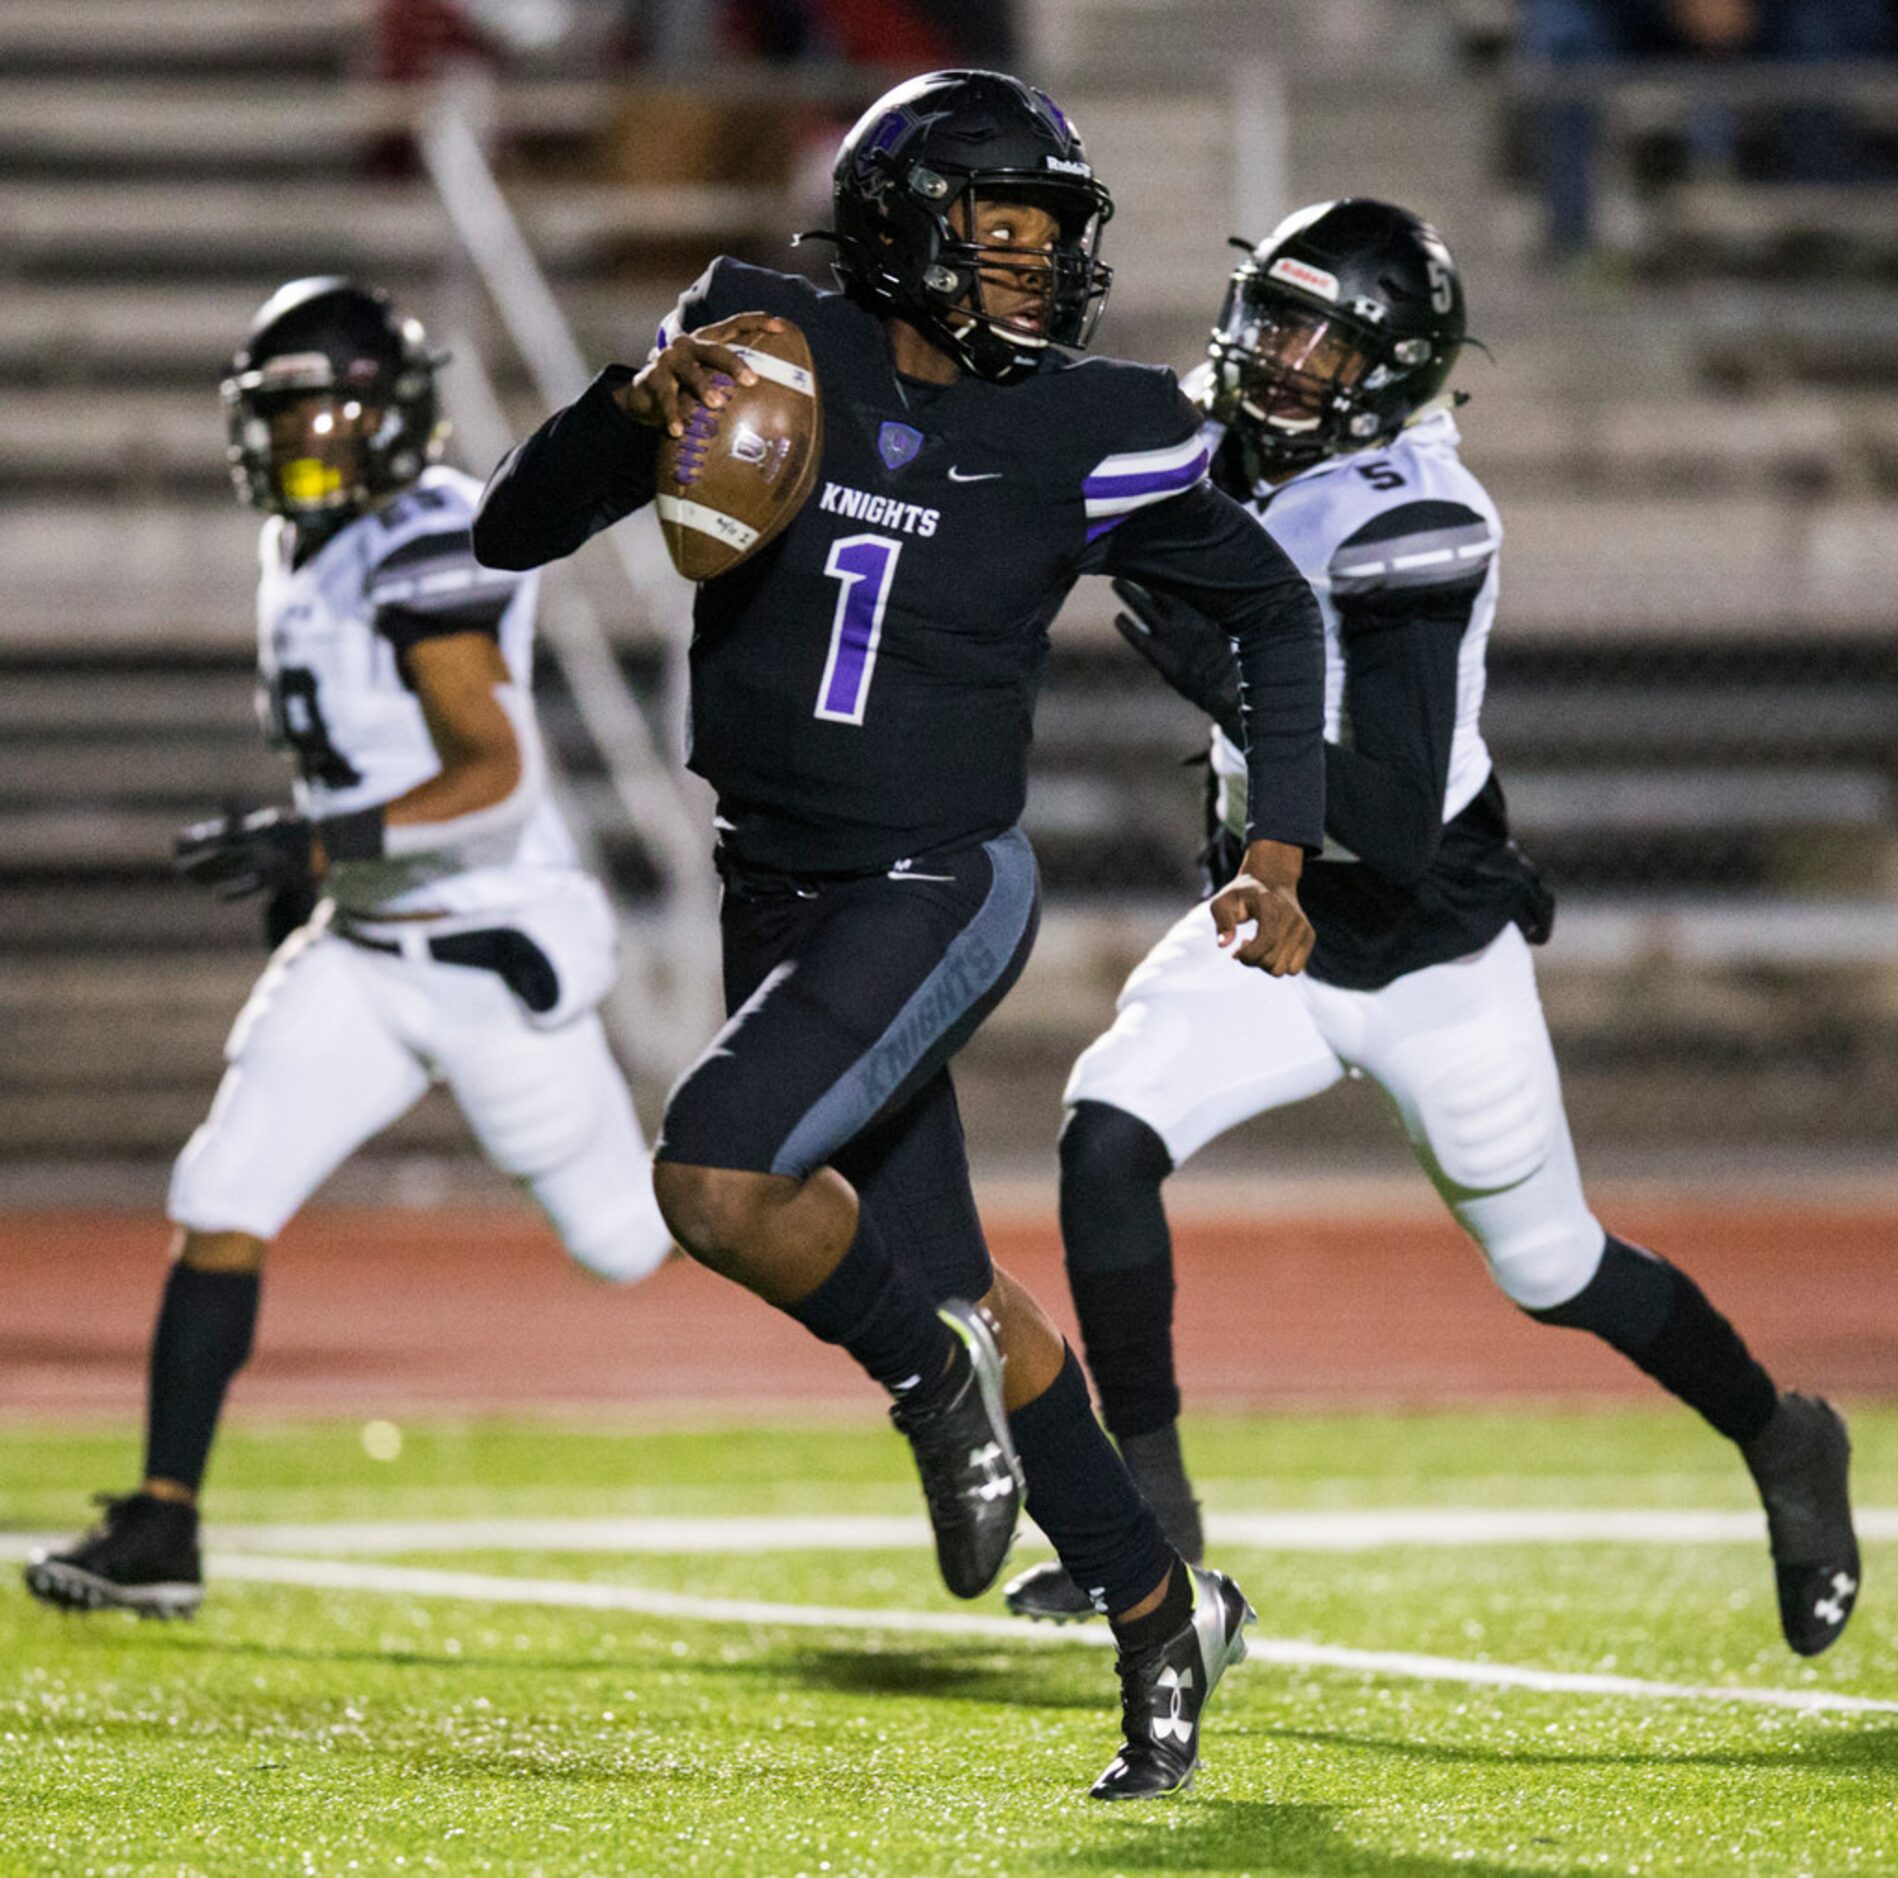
left=435, top=1002, right=672, bottom=1285
left=1332, top=927, right=1606, bottom=1312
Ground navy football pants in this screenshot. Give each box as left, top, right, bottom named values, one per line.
left=656, top=827, right=1040, bottom=1303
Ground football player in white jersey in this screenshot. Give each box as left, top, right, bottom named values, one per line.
left=25, top=279, right=672, bottom=1618
left=1004, top=203, right=1860, bottom=1657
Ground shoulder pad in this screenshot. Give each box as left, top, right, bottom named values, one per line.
left=655, top=257, right=821, bottom=351
left=1328, top=498, right=1496, bottom=600
left=364, top=506, right=519, bottom=616
left=1079, top=363, right=1209, bottom=533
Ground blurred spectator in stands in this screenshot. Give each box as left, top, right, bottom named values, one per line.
left=725, top=0, right=1017, bottom=65
left=1520, top=0, right=1891, bottom=260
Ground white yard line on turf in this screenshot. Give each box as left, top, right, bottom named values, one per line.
left=7, top=1526, right=1891, bottom=1716
left=9, top=1507, right=1898, bottom=1556
left=192, top=1552, right=1898, bottom=1718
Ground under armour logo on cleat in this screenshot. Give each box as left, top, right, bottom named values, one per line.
left=1815, top=1570, right=1859, bottom=1625
left=1150, top=1665, right=1196, bottom=1745
left=968, top=1442, right=1014, bottom=1502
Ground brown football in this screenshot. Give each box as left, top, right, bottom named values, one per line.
left=654, top=321, right=822, bottom=581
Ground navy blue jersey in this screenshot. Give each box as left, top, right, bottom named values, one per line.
left=476, top=258, right=1324, bottom=874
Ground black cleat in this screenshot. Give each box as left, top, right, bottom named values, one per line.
left=1744, top=1392, right=1859, bottom=1656
left=1004, top=1558, right=1099, bottom=1623
left=23, top=1493, right=203, bottom=1619
left=1090, top=1564, right=1254, bottom=1801
left=889, top=1300, right=1023, bottom=1599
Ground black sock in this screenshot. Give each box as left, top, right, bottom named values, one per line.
left=1008, top=1348, right=1177, bottom=1619
left=784, top=1205, right=953, bottom=1398
left=1530, top=1234, right=1778, bottom=1444
left=1059, top=1102, right=1180, bottom=1440
left=1110, top=1553, right=1195, bottom=1655
left=143, top=1263, right=261, bottom=1493
left=1121, top=1424, right=1205, bottom=1564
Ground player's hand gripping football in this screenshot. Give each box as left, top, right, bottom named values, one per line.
left=1210, top=840, right=1315, bottom=976
left=618, top=313, right=789, bottom=437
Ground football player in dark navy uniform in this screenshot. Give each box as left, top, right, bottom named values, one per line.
left=1000, top=200, right=1859, bottom=1663
left=475, top=69, right=1327, bottom=1798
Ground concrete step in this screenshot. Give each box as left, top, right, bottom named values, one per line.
left=0, top=737, right=284, bottom=806
left=0, top=668, right=256, bottom=735
left=0, top=882, right=270, bottom=950
left=0, top=280, right=678, bottom=389
left=0, top=81, right=614, bottom=176
left=0, top=1086, right=475, bottom=1160
left=0, top=0, right=368, bottom=77
left=0, top=952, right=258, bottom=1013
left=0, top=180, right=782, bottom=281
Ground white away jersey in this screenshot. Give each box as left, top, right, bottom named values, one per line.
left=255, top=465, right=578, bottom=917
left=1205, top=408, right=1502, bottom=851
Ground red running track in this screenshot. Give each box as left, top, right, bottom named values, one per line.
left=3, top=1195, right=1892, bottom=1417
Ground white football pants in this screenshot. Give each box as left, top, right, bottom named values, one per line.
left=168, top=921, right=672, bottom=1283
left=1064, top=913, right=1606, bottom=1310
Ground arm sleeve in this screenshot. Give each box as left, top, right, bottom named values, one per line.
left=1324, top=588, right=1474, bottom=885
left=1097, top=478, right=1325, bottom=853
left=368, top=527, right=518, bottom=669
left=471, top=365, right=659, bottom=571
left=1321, top=496, right=1497, bottom=885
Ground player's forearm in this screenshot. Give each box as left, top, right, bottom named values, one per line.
left=317, top=690, right=541, bottom=867
left=1323, top=745, right=1442, bottom=886
left=1324, top=600, right=1465, bottom=886
left=384, top=745, right=522, bottom=830
left=473, top=368, right=659, bottom=570
left=1105, top=487, right=1326, bottom=852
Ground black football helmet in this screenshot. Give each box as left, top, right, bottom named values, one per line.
left=1209, top=199, right=1466, bottom=480
left=221, top=277, right=448, bottom=520
left=827, top=69, right=1113, bottom=384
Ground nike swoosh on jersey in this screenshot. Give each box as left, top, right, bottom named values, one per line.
left=887, top=869, right=957, bottom=882
left=946, top=467, right=1002, bottom=483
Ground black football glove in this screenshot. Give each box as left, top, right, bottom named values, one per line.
left=1110, top=578, right=1245, bottom=744
left=174, top=806, right=314, bottom=902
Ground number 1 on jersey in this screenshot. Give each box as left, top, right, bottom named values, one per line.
left=816, top=533, right=901, bottom=725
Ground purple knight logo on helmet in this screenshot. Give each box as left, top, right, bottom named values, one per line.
left=877, top=422, right=926, bottom=472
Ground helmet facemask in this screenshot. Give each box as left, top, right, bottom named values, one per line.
left=1209, top=283, right=1401, bottom=479
left=903, top=176, right=1113, bottom=382
left=221, top=319, right=445, bottom=521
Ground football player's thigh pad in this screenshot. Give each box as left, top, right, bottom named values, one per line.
left=1063, top=900, right=1344, bottom=1167
left=1338, top=925, right=1602, bottom=1308
left=168, top=935, right=430, bottom=1239
left=511, top=1017, right=672, bottom=1284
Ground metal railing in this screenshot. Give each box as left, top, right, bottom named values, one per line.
left=418, top=72, right=721, bottom=1076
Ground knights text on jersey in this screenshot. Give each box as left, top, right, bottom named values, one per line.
left=255, top=466, right=578, bottom=916
left=1208, top=413, right=1551, bottom=989
left=476, top=257, right=1325, bottom=875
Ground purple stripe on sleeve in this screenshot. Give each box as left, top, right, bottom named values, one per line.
left=1085, top=514, right=1130, bottom=544
left=656, top=320, right=672, bottom=350
left=1082, top=447, right=1209, bottom=500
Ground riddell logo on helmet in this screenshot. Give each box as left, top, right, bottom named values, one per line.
left=1268, top=256, right=1341, bottom=302
left=1043, top=156, right=1091, bottom=176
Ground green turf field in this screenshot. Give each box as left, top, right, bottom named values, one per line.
left=4, top=1409, right=1894, bottom=1877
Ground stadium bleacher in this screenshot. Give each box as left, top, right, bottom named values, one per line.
left=3, top=0, right=1895, bottom=1186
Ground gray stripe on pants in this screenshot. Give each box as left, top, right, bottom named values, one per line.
left=771, top=828, right=1037, bottom=1177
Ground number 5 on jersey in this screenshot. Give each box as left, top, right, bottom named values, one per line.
left=816, top=533, right=901, bottom=725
